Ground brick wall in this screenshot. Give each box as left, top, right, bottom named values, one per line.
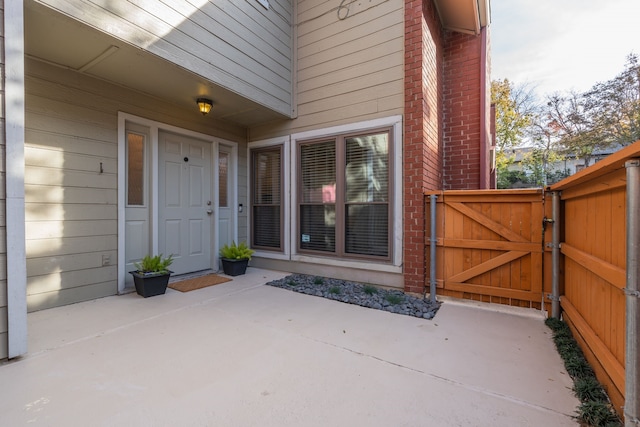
left=403, top=0, right=443, bottom=294
left=442, top=30, right=483, bottom=189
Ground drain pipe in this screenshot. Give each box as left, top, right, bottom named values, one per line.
left=551, top=191, right=561, bottom=319
left=625, top=159, right=640, bottom=427
left=429, top=194, right=438, bottom=303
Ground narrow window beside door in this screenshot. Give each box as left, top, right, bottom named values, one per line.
left=127, top=132, right=145, bottom=206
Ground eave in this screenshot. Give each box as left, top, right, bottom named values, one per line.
left=433, top=0, right=491, bottom=35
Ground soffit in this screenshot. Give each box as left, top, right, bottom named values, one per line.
left=24, top=1, right=287, bottom=127
left=433, top=0, right=491, bottom=35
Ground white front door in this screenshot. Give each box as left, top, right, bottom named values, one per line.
left=158, top=131, right=212, bottom=274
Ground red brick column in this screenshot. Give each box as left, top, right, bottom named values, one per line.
left=443, top=31, right=483, bottom=189
left=403, top=0, right=442, bottom=294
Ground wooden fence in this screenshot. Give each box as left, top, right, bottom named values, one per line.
left=425, top=189, right=546, bottom=308
left=425, top=141, right=640, bottom=417
left=549, top=142, right=640, bottom=414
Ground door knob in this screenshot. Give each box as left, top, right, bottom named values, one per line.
left=206, top=209, right=213, bottom=215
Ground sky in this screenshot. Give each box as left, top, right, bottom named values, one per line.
left=490, top=0, right=640, bottom=98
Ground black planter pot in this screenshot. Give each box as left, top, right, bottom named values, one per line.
left=221, top=258, right=249, bottom=276
left=129, top=270, right=172, bottom=297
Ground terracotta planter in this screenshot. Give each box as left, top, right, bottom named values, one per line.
left=221, top=258, right=249, bottom=276
left=129, top=270, right=172, bottom=297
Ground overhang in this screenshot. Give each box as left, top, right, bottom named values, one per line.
left=433, top=0, right=491, bottom=35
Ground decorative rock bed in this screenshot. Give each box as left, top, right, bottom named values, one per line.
left=266, top=274, right=441, bottom=320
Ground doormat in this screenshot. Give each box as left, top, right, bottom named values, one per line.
left=169, top=274, right=232, bottom=292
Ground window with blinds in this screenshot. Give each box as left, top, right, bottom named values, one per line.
left=297, top=129, right=391, bottom=259
left=251, top=146, right=283, bottom=250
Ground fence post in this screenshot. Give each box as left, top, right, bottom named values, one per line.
left=625, top=159, right=640, bottom=427
left=551, top=191, right=561, bottom=319
left=429, top=194, right=438, bottom=303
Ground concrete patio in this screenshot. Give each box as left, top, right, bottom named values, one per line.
left=0, top=268, right=579, bottom=426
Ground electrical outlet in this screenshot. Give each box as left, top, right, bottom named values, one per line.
left=102, top=254, right=111, bottom=266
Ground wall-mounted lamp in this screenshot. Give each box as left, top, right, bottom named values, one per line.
left=196, top=98, right=213, bottom=115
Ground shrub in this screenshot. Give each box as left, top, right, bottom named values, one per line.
left=220, top=241, right=255, bottom=260
left=134, top=254, right=173, bottom=274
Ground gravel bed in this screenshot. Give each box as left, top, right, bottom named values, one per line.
left=266, top=274, right=441, bottom=320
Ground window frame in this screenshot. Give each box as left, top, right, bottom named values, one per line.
left=295, top=127, right=393, bottom=261
left=125, top=130, right=147, bottom=208
left=250, top=144, right=285, bottom=252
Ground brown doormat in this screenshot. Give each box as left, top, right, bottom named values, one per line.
left=169, top=274, right=232, bottom=292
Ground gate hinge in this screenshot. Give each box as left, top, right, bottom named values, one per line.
left=623, top=288, right=640, bottom=298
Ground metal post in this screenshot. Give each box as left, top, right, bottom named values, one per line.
left=625, top=159, right=640, bottom=427
left=430, top=194, right=438, bottom=303
left=552, top=191, right=561, bottom=319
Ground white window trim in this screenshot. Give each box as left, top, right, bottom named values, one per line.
left=290, top=116, right=403, bottom=270
left=117, top=112, right=238, bottom=293
left=247, top=136, right=291, bottom=261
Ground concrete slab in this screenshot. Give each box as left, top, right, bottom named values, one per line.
left=0, top=268, right=579, bottom=426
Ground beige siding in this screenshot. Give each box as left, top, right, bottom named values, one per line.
left=249, top=0, right=404, bottom=140
left=25, top=58, right=247, bottom=311
left=37, top=0, right=293, bottom=116
left=0, top=0, right=7, bottom=360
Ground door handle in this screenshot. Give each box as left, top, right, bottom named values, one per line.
left=206, top=209, right=213, bottom=215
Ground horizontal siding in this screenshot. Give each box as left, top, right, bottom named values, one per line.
left=39, top=0, right=293, bottom=116
left=25, top=58, right=247, bottom=311
left=27, top=282, right=117, bottom=312
left=249, top=0, right=404, bottom=139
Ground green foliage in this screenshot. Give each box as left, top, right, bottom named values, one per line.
left=313, top=276, right=324, bottom=285
left=577, top=401, right=621, bottom=427
left=219, top=241, right=255, bottom=260
left=287, top=280, right=297, bottom=286
left=491, top=79, right=534, bottom=151
left=497, top=169, right=528, bottom=189
left=385, top=294, right=403, bottom=305
left=574, top=377, right=607, bottom=402
left=134, top=254, right=173, bottom=274
left=545, top=318, right=622, bottom=426
left=328, top=286, right=341, bottom=295
left=363, top=285, right=378, bottom=295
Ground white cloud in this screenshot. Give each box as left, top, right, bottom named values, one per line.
left=491, top=0, right=640, bottom=96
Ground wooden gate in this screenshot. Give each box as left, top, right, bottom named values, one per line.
left=426, top=189, right=546, bottom=308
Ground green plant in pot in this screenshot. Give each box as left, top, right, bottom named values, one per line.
left=219, top=241, right=255, bottom=276
left=129, top=254, right=174, bottom=297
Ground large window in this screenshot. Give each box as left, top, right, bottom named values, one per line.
left=251, top=146, right=283, bottom=251
left=298, top=129, right=391, bottom=259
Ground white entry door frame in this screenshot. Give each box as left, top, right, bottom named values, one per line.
left=117, top=112, right=238, bottom=293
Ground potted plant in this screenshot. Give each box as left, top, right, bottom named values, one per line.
left=129, top=254, right=174, bottom=297
left=220, top=241, right=255, bottom=276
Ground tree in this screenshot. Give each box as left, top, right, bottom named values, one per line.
left=583, top=53, right=640, bottom=147
left=542, top=92, right=597, bottom=166
left=542, top=53, right=640, bottom=167
left=491, top=79, right=536, bottom=187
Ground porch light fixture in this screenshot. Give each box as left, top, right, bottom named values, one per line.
left=197, top=98, right=213, bottom=115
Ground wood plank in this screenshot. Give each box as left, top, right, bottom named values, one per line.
left=561, top=243, right=625, bottom=290
left=443, top=282, right=541, bottom=302
left=561, top=298, right=625, bottom=398
left=448, top=251, right=528, bottom=283
left=552, top=140, right=640, bottom=191
left=446, top=202, right=528, bottom=243
left=559, top=170, right=627, bottom=200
